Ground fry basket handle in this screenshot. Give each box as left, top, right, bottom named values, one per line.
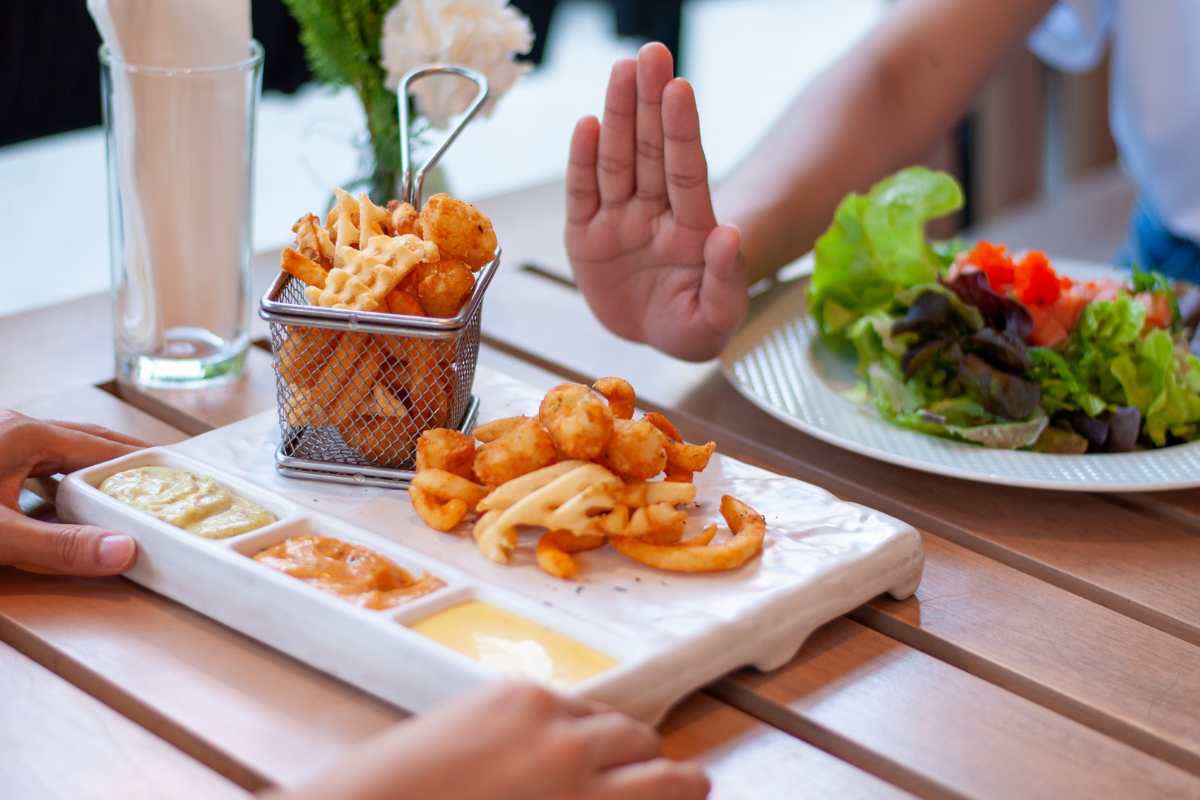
left=398, top=65, right=490, bottom=208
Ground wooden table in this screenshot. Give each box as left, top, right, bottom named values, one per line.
left=5, top=180, right=1200, bottom=799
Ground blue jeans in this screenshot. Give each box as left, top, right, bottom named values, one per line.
left=1119, top=200, right=1200, bottom=282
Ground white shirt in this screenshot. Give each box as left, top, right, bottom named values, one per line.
left=1030, top=0, right=1200, bottom=242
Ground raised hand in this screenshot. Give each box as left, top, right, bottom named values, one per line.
left=565, top=43, right=747, bottom=362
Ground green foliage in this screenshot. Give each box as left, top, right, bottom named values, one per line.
left=283, top=0, right=401, bottom=196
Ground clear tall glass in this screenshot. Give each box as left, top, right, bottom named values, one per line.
left=100, top=41, right=263, bottom=387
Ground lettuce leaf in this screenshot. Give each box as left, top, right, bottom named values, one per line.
left=809, top=167, right=963, bottom=342
left=1046, top=295, right=1200, bottom=446
left=1110, top=329, right=1200, bottom=445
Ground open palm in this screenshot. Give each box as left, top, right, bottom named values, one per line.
left=565, top=43, right=747, bottom=362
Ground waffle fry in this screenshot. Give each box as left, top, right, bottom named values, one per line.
left=474, top=463, right=620, bottom=563
left=327, top=189, right=360, bottom=248
left=306, top=235, right=437, bottom=312
left=281, top=247, right=329, bottom=289
left=328, top=341, right=385, bottom=424
left=286, top=385, right=327, bottom=428
left=383, top=337, right=455, bottom=429
left=292, top=213, right=335, bottom=266
left=477, top=461, right=587, bottom=512
left=277, top=326, right=339, bottom=389
left=312, top=334, right=369, bottom=411
left=357, top=193, right=390, bottom=247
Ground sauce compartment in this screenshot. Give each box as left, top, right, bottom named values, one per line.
left=72, top=448, right=297, bottom=541
left=235, top=518, right=452, bottom=613
left=396, top=587, right=633, bottom=691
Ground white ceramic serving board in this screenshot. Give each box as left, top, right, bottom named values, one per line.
left=57, top=366, right=924, bottom=724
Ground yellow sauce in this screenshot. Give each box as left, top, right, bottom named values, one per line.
left=99, top=466, right=275, bottom=539
left=253, top=535, right=444, bottom=610
left=410, top=601, right=617, bottom=688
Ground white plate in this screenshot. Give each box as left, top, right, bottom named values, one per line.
left=721, top=258, right=1200, bottom=492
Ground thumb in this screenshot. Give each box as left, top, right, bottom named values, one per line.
left=0, top=514, right=137, bottom=576
left=699, top=224, right=749, bottom=339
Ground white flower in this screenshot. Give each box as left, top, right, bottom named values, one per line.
left=382, top=0, right=534, bottom=128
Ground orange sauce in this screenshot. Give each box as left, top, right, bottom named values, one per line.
left=253, top=535, right=443, bottom=610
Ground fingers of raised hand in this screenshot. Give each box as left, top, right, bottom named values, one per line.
left=567, top=116, right=602, bottom=225
left=662, top=79, right=716, bottom=231
left=696, top=225, right=749, bottom=352
left=634, top=43, right=674, bottom=209
left=597, top=58, right=638, bottom=206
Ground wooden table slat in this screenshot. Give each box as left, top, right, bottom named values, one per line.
left=859, top=532, right=1200, bottom=775
left=0, top=640, right=247, bottom=800
left=662, top=693, right=915, bottom=800
left=722, top=619, right=1200, bottom=800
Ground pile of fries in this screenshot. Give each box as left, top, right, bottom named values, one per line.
left=409, top=378, right=767, bottom=579
left=274, top=189, right=497, bottom=468
left=280, top=188, right=495, bottom=318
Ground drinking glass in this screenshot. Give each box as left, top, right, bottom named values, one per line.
left=100, top=41, right=263, bottom=387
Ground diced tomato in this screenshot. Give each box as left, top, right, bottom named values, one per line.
left=1137, top=291, right=1173, bottom=330
left=1080, top=279, right=1123, bottom=302
left=1013, top=250, right=1061, bottom=306
left=1051, top=285, right=1088, bottom=331
left=1027, top=304, right=1070, bottom=347
left=967, top=241, right=1014, bottom=289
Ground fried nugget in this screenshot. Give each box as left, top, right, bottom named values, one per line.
left=386, top=200, right=420, bottom=237
left=416, top=259, right=476, bottom=317
left=416, top=429, right=477, bottom=480
left=385, top=288, right=425, bottom=316
left=418, top=193, right=497, bottom=270
left=603, top=418, right=667, bottom=480
left=539, top=383, right=614, bottom=461
left=473, top=419, right=558, bottom=487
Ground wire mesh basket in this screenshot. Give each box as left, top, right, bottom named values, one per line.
left=259, top=63, right=496, bottom=488
left=261, top=254, right=497, bottom=487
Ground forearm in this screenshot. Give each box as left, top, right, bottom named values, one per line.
left=715, top=0, right=1056, bottom=284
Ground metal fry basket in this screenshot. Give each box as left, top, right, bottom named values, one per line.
left=259, top=65, right=495, bottom=488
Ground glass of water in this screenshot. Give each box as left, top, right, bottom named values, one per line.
left=100, top=41, right=263, bottom=387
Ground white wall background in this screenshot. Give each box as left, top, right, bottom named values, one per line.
left=0, top=0, right=882, bottom=316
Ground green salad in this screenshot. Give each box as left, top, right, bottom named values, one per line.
left=809, top=167, right=1200, bottom=453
